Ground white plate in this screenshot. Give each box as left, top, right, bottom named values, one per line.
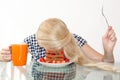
left=38, top=61, right=73, bottom=67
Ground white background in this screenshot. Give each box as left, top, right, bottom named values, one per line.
left=0, top=0, right=120, bottom=62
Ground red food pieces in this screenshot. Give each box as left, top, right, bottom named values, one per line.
left=39, top=51, right=70, bottom=63
left=39, top=57, right=70, bottom=63
left=64, top=58, right=69, bottom=62
left=39, top=58, right=45, bottom=62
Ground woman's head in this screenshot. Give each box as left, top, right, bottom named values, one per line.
left=36, top=18, right=90, bottom=64
left=36, top=18, right=72, bottom=50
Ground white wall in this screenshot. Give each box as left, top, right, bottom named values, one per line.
left=0, top=0, right=120, bottom=62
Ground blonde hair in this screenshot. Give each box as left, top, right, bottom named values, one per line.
left=36, top=18, right=120, bottom=72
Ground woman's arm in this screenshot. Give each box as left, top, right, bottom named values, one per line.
left=81, top=43, right=114, bottom=63
left=81, top=26, right=117, bottom=63
left=81, top=44, right=104, bottom=62
left=102, top=26, right=117, bottom=63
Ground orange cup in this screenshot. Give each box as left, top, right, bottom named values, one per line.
left=11, top=43, right=28, bottom=66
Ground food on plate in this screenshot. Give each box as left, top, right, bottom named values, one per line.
left=39, top=51, right=70, bottom=63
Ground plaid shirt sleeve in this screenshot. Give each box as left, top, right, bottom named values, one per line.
left=24, top=34, right=46, bottom=61
left=73, top=33, right=87, bottom=47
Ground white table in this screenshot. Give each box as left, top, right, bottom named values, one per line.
left=76, top=62, right=120, bottom=80
left=0, top=62, right=120, bottom=80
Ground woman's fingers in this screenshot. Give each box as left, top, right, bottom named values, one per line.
left=105, top=26, right=116, bottom=41
left=0, top=48, right=11, bottom=61
left=109, top=32, right=116, bottom=41
left=2, top=54, right=11, bottom=60
left=1, top=50, right=10, bottom=54
left=1, top=47, right=10, bottom=51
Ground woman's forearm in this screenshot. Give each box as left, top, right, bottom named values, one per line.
left=81, top=44, right=104, bottom=62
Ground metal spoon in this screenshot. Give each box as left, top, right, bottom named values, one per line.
left=101, top=5, right=110, bottom=27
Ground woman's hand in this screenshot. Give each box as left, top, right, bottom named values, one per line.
left=102, top=26, right=117, bottom=62
left=0, top=47, right=11, bottom=62
left=102, top=26, right=117, bottom=52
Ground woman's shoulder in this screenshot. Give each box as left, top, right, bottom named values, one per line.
left=72, top=33, right=87, bottom=47
left=24, top=34, right=37, bottom=43
left=72, top=33, right=84, bottom=39
left=26, top=34, right=36, bottom=39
